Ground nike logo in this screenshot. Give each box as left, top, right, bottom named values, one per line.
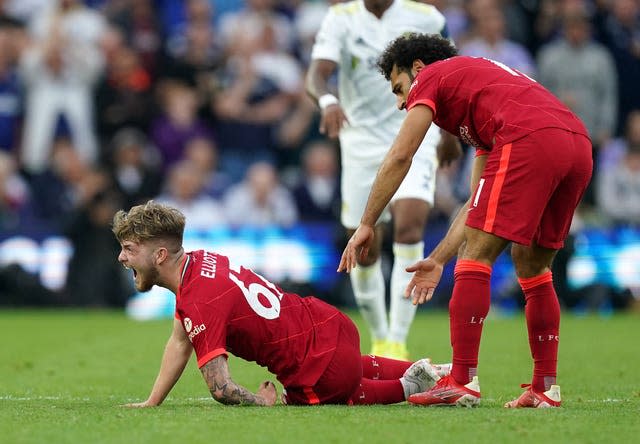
left=429, top=388, right=463, bottom=401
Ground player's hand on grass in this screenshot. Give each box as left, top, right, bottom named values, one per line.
left=257, top=381, right=277, bottom=406
left=320, top=104, right=349, bottom=139
left=338, top=224, right=375, bottom=273
left=404, top=258, right=443, bottom=305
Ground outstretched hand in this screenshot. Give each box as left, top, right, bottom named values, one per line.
left=258, top=381, right=277, bottom=406
left=404, top=258, right=444, bottom=305
left=337, top=224, right=375, bottom=273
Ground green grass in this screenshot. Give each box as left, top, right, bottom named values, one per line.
left=1, top=309, right=638, bottom=444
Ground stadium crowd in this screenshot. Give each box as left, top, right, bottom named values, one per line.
left=0, top=0, right=638, bottom=310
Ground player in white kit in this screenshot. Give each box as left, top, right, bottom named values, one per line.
left=307, top=0, right=460, bottom=359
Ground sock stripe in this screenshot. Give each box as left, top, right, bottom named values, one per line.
left=454, top=259, right=492, bottom=277
left=518, top=271, right=553, bottom=291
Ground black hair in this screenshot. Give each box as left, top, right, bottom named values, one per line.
left=377, top=33, right=458, bottom=80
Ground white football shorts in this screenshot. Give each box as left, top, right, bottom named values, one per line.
left=340, top=140, right=438, bottom=229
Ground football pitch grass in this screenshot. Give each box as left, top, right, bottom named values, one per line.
left=1, top=309, right=638, bottom=444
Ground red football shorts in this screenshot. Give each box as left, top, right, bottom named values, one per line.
left=466, top=128, right=592, bottom=249
left=282, top=313, right=362, bottom=405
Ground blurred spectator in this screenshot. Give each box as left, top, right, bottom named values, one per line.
left=597, top=0, right=640, bottom=136
left=155, top=159, right=226, bottom=231
left=0, top=20, right=24, bottom=153
left=213, top=17, right=300, bottom=182
left=538, top=5, right=618, bottom=149
left=0, top=150, right=30, bottom=229
left=460, top=5, right=536, bottom=77
left=2, top=0, right=48, bottom=24
left=18, top=0, right=106, bottom=174
left=162, top=2, right=224, bottom=116
left=461, top=0, right=534, bottom=50
left=218, top=0, right=295, bottom=53
left=166, top=0, right=215, bottom=58
left=95, top=26, right=154, bottom=143
left=150, top=80, right=214, bottom=171
left=29, top=137, right=108, bottom=230
left=183, top=135, right=231, bottom=199
left=537, top=5, right=617, bottom=208
left=103, top=0, right=163, bottom=78
left=107, top=127, right=163, bottom=209
left=533, top=0, right=565, bottom=50
left=596, top=110, right=640, bottom=225
left=63, top=188, right=134, bottom=307
left=292, top=0, right=329, bottom=66
left=292, top=140, right=340, bottom=222
left=223, top=161, right=298, bottom=227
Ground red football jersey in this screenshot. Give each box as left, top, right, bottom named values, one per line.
left=406, top=56, right=589, bottom=150
left=175, top=250, right=344, bottom=387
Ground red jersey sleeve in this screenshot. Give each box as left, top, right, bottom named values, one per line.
left=177, top=280, right=233, bottom=368
left=406, top=68, right=439, bottom=117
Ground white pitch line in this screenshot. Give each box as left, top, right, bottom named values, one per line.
left=0, top=395, right=632, bottom=403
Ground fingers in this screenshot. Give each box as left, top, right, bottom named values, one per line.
left=337, top=248, right=353, bottom=273
left=404, top=277, right=417, bottom=299
left=122, top=402, right=149, bottom=408
left=410, top=286, right=435, bottom=305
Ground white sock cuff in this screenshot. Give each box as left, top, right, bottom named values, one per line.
left=352, top=258, right=383, bottom=276
left=392, top=242, right=424, bottom=261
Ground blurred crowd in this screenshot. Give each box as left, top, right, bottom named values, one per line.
left=0, top=0, right=638, bottom=310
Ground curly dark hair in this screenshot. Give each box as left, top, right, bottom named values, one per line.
left=377, top=33, right=458, bottom=80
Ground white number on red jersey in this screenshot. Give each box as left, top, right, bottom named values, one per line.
left=227, top=260, right=284, bottom=320
left=483, top=58, right=536, bottom=83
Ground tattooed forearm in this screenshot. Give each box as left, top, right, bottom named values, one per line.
left=200, top=356, right=268, bottom=406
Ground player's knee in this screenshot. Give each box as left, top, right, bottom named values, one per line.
left=511, top=246, right=550, bottom=278
left=357, top=249, right=381, bottom=266
left=393, top=224, right=424, bottom=244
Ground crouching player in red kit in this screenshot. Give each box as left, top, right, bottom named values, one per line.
left=339, top=34, right=592, bottom=408
left=113, top=201, right=450, bottom=407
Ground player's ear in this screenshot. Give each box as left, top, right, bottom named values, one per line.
left=155, top=247, right=168, bottom=265
left=412, top=59, right=426, bottom=74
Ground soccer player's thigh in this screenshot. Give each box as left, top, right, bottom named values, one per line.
left=340, top=158, right=392, bottom=229
left=466, top=132, right=567, bottom=247
left=390, top=144, right=436, bottom=243
left=535, top=131, right=593, bottom=250
left=310, top=315, right=363, bottom=404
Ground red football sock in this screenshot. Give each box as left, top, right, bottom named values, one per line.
left=348, top=378, right=405, bottom=405
left=449, top=259, right=492, bottom=385
left=360, top=355, right=412, bottom=380
left=519, top=271, right=559, bottom=392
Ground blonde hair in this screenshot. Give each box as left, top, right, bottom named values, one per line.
left=112, top=201, right=185, bottom=253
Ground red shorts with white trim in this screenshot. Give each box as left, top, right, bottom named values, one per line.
left=282, top=313, right=362, bottom=405
left=466, top=128, right=592, bottom=249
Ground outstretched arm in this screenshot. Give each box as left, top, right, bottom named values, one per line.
left=338, top=105, right=433, bottom=272
left=405, top=153, right=488, bottom=304
left=125, top=318, right=193, bottom=407
left=200, top=355, right=277, bottom=406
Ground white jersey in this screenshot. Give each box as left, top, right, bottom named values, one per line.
left=311, top=0, right=447, bottom=162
